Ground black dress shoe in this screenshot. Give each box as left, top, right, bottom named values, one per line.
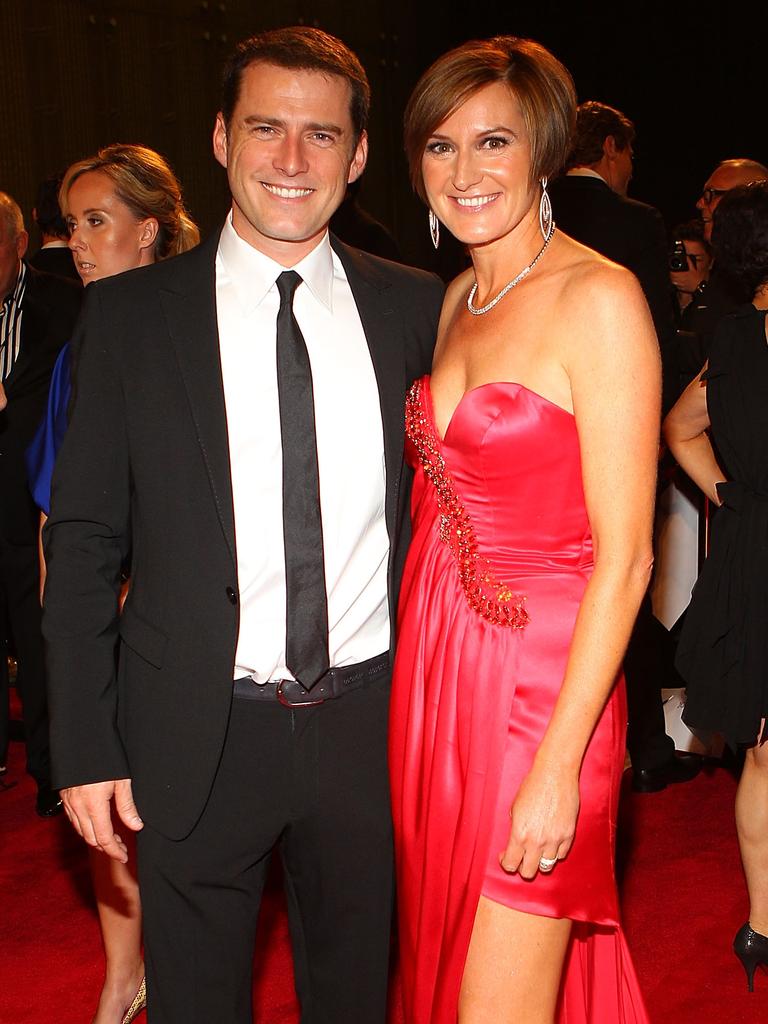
left=35, top=785, right=64, bottom=817
left=631, top=752, right=703, bottom=793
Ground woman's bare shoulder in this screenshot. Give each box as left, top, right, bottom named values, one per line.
left=553, top=233, right=645, bottom=309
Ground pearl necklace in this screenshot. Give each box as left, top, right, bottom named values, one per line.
left=466, top=226, right=556, bottom=316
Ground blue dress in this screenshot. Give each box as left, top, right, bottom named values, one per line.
left=26, top=343, right=71, bottom=515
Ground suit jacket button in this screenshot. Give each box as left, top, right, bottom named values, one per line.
left=226, top=586, right=238, bottom=605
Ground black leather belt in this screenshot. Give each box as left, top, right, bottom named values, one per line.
left=233, top=652, right=389, bottom=707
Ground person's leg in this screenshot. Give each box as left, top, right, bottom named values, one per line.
left=458, top=896, right=572, bottom=1024
left=624, top=593, right=676, bottom=772
left=280, top=672, right=393, bottom=1024
left=735, top=726, right=768, bottom=936
left=137, top=696, right=292, bottom=1024
left=1, top=539, right=51, bottom=788
left=90, top=827, right=145, bottom=1024
left=0, top=585, right=9, bottom=772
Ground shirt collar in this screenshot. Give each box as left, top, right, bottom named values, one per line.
left=217, top=212, right=334, bottom=313
left=566, top=167, right=608, bottom=185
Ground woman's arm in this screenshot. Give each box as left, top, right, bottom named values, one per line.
left=502, top=264, right=660, bottom=878
left=38, top=512, right=48, bottom=604
left=662, top=366, right=725, bottom=504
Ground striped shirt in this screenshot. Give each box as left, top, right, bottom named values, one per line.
left=1, top=261, right=27, bottom=381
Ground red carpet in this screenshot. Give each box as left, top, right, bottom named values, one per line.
left=0, top=734, right=762, bottom=1023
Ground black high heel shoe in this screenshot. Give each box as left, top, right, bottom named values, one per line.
left=733, top=923, right=768, bottom=991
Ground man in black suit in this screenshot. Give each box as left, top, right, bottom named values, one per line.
left=550, top=102, right=698, bottom=793
left=549, top=102, right=675, bottom=400
left=0, top=192, right=80, bottom=814
left=28, top=174, right=81, bottom=283
left=44, top=28, right=442, bottom=1024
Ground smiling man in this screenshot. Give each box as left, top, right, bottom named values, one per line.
left=43, top=27, right=442, bottom=1024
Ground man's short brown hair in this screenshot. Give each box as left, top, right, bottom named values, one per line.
left=221, top=26, right=370, bottom=144
left=566, top=101, right=635, bottom=170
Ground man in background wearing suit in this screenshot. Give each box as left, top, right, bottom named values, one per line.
left=550, top=103, right=700, bottom=794
left=0, top=191, right=80, bottom=814
left=28, top=174, right=81, bottom=283
left=44, top=27, right=442, bottom=1024
left=549, top=101, right=675, bottom=397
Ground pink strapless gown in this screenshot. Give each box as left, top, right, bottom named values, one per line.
left=390, top=377, right=649, bottom=1023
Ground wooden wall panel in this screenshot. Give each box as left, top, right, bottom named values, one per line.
left=1, top=0, right=427, bottom=262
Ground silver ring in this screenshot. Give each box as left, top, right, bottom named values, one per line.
left=539, top=856, right=557, bottom=871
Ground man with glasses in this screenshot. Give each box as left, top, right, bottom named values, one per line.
left=686, top=159, right=768, bottom=357
left=697, top=159, right=768, bottom=243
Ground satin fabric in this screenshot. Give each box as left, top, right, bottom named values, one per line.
left=390, top=377, right=648, bottom=1023
left=25, top=341, right=71, bottom=515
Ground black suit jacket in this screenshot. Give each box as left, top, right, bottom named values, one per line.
left=28, top=246, right=82, bottom=283
left=550, top=175, right=677, bottom=409
left=0, top=265, right=81, bottom=542
left=43, top=230, right=443, bottom=838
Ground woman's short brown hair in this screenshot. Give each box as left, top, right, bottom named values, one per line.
left=60, top=143, right=199, bottom=261
left=404, top=36, right=576, bottom=204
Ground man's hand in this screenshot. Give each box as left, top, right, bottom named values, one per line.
left=61, top=778, right=144, bottom=863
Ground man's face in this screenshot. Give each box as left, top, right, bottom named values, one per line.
left=213, top=62, right=368, bottom=265
left=0, top=225, right=28, bottom=299
left=611, top=142, right=633, bottom=197
left=697, top=165, right=754, bottom=242
left=601, top=135, right=633, bottom=196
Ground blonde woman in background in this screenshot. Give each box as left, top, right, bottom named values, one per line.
left=28, top=143, right=198, bottom=1024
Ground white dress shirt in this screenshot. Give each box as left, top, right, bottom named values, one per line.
left=566, top=167, right=609, bottom=184
left=216, top=215, right=389, bottom=683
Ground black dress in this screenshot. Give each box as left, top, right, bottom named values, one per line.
left=677, top=305, right=768, bottom=748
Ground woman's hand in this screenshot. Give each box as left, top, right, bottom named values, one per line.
left=500, top=764, right=580, bottom=879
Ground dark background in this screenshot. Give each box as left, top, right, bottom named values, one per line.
left=1, top=0, right=763, bottom=272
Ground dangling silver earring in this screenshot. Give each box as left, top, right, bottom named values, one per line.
left=539, top=176, right=554, bottom=241
left=428, top=209, right=440, bottom=250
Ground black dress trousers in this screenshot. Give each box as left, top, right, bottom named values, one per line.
left=137, top=668, right=393, bottom=1024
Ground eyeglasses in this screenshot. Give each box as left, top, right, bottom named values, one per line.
left=700, top=187, right=729, bottom=205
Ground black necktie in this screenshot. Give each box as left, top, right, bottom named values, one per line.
left=275, top=271, right=330, bottom=689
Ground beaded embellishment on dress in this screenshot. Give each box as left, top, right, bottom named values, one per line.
left=405, top=380, right=529, bottom=628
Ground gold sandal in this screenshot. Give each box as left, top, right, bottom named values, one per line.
left=121, top=977, right=147, bottom=1024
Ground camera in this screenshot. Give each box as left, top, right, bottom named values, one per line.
left=669, top=240, right=689, bottom=273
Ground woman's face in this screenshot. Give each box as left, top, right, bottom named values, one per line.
left=421, top=82, right=537, bottom=249
left=670, top=238, right=712, bottom=297
left=65, top=170, right=157, bottom=284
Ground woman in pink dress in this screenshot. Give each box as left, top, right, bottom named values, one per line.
left=389, top=37, right=659, bottom=1023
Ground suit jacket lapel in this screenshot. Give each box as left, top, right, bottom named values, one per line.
left=331, top=236, right=405, bottom=540
left=159, top=230, right=236, bottom=567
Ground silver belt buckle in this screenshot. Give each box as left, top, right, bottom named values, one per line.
left=276, top=678, right=325, bottom=708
